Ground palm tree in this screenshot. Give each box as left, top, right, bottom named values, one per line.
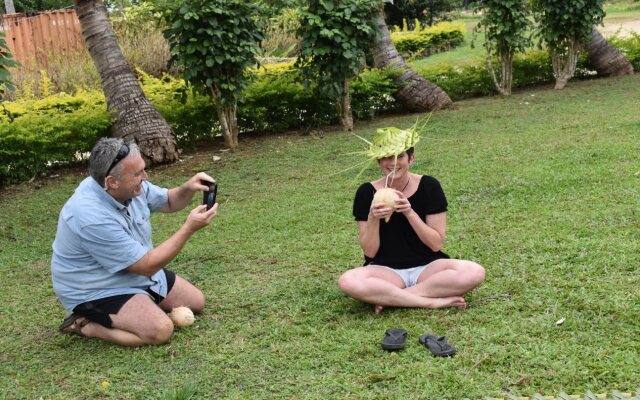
left=586, top=28, right=634, bottom=77
left=73, top=0, right=178, bottom=164
left=370, top=12, right=452, bottom=112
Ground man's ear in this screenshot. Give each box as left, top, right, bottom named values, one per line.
left=104, top=175, right=118, bottom=190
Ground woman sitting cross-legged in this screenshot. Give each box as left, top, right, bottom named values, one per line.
left=338, top=126, right=485, bottom=313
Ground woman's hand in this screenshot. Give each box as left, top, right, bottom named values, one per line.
left=394, top=191, right=413, bottom=216
left=369, top=202, right=393, bottom=221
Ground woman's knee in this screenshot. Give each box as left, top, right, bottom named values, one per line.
left=463, top=261, right=485, bottom=286
left=337, top=269, right=364, bottom=295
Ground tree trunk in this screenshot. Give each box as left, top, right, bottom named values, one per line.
left=370, top=12, right=452, bottom=112
left=587, top=28, right=634, bottom=77
left=551, top=38, right=579, bottom=90
left=73, top=0, right=178, bottom=164
left=210, top=87, right=238, bottom=148
left=486, top=46, right=513, bottom=96
left=337, top=78, right=354, bottom=131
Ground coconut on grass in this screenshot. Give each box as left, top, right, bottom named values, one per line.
left=168, top=306, right=195, bottom=327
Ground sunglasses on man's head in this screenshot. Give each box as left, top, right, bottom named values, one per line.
left=106, top=143, right=130, bottom=176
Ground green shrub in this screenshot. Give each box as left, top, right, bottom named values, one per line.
left=608, top=32, right=640, bottom=71
left=240, top=64, right=402, bottom=131
left=350, top=68, right=403, bottom=119
left=415, top=49, right=596, bottom=101
left=241, top=65, right=335, bottom=132
left=391, top=21, right=465, bottom=56
left=137, top=71, right=217, bottom=147
left=415, top=63, right=494, bottom=100
left=1, top=35, right=636, bottom=186
left=0, top=91, right=111, bottom=185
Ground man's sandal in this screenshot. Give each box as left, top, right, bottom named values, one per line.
left=59, top=314, right=90, bottom=336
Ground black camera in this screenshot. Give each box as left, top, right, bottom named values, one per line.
left=202, top=180, right=217, bottom=211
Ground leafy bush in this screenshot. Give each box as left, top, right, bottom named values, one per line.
left=136, top=70, right=217, bottom=147
left=350, top=68, right=403, bottom=119
left=240, top=64, right=402, bottom=131
left=415, top=63, right=494, bottom=100
left=0, top=91, right=111, bottom=185
left=241, top=64, right=335, bottom=132
left=261, top=8, right=300, bottom=58
left=391, top=22, right=465, bottom=56
left=608, top=32, right=640, bottom=71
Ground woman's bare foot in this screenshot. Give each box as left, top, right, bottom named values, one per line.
left=374, top=305, right=384, bottom=314
left=425, top=296, right=467, bottom=309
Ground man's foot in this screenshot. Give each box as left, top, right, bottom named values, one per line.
left=374, top=305, right=384, bottom=314
left=59, top=314, right=90, bottom=336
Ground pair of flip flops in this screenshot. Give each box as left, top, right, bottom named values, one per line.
left=380, top=328, right=456, bottom=357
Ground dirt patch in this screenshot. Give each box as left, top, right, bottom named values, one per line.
left=599, top=20, right=640, bottom=38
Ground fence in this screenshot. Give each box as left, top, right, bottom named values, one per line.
left=0, top=9, right=84, bottom=68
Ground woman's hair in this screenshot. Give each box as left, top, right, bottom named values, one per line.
left=89, top=138, right=140, bottom=186
left=377, top=147, right=414, bottom=161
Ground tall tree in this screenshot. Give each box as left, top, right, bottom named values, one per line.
left=371, top=11, right=452, bottom=111
left=586, top=28, right=634, bottom=77
left=162, top=0, right=263, bottom=148
left=73, top=0, right=178, bottom=164
left=296, top=0, right=380, bottom=131
left=474, top=0, right=531, bottom=95
left=533, top=0, right=605, bottom=89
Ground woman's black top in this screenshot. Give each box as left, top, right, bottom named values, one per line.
left=353, top=175, right=450, bottom=269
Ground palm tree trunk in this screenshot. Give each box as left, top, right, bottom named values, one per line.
left=73, top=0, right=178, bottom=164
left=587, top=28, right=634, bottom=77
left=370, top=12, right=452, bottom=112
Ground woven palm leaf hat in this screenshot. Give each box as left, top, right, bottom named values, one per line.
left=346, top=116, right=428, bottom=181
left=365, top=126, right=420, bottom=160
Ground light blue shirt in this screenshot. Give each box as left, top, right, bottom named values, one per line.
left=51, top=177, right=169, bottom=313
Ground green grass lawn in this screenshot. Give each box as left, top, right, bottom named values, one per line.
left=1, top=74, right=640, bottom=399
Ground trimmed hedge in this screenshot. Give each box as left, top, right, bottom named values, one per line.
left=1, top=36, right=638, bottom=185
left=0, top=66, right=402, bottom=185
left=391, top=22, right=465, bottom=57
left=0, top=92, right=112, bottom=185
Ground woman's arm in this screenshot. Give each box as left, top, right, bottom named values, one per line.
left=357, top=202, right=393, bottom=258
left=395, top=192, right=446, bottom=251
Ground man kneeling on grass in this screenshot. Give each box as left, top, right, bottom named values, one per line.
left=51, top=138, right=218, bottom=346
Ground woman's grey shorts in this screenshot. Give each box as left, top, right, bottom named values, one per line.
left=379, top=264, right=430, bottom=288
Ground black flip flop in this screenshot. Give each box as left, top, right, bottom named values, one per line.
left=381, top=328, right=407, bottom=351
left=419, top=334, right=456, bottom=357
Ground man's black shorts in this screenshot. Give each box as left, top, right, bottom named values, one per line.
left=72, top=269, right=176, bottom=328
